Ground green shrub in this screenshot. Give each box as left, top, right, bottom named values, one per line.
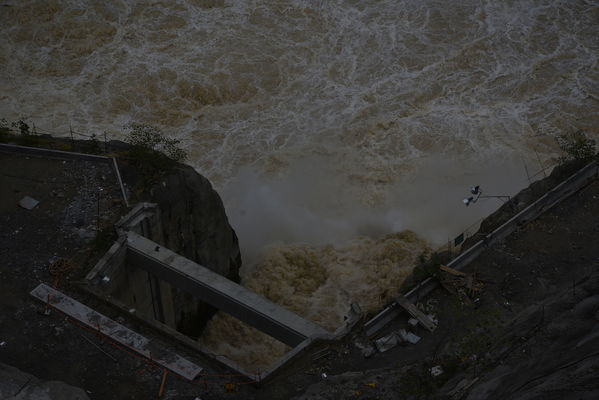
left=11, top=118, right=30, bottom=135
left=88, top=133, right=101, bottom=154
left=556, top=130, right=596, bottom=163
left=412, top=251, right=442, bottom=282
left=124, top=123, right=187, bottom=170
left=2, top=117, right=41, bottom=146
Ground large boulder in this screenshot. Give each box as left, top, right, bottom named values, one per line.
left=0, top=363, right=89, bottom=400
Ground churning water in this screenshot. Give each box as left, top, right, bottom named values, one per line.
left=1, top=0, right=597, bottom=370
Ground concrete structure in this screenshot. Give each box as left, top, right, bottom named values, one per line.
left=88, top=203, right=328, bottom=346
left=30, top=284, right=202, bottom=381
left=126, top=231, right=328, bottom=347
left=84, top=202, right=360, bottom=380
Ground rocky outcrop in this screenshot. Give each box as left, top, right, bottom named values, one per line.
left=463, top=271, right=599, bottom=400
left=133, top=163, right=242, bottom=337
left=0, top=363, right=89, bottom=400
left=147, top=164, right=241, bottom=282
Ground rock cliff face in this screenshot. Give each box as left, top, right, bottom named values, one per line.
left=148, top=164, right=241, bottom=282
left=140, top=163, right=242, bottom=336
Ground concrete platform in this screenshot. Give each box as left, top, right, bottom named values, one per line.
left=126, top=232, right=329, bottom=347
left=30, top=284, right=203, bottom=381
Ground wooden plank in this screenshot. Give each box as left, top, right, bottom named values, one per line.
left=30, top=284, right=202, bottom=380
left=395, top=295, right=437, bottom=332
left=440, top=264, right=467, bottom=277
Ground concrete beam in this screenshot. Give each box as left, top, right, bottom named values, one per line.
left=126, top=232, right=329, bottom=347
left=30, top=284, right=202, bottom=380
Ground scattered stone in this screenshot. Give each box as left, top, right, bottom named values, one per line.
left=397, top=329, right=421, bottom=344
left=430, top=365, right=443, bottom=376
left=375, top=332, right=401, bottom=353
left=426, top=313, right=439, bottom=325
left=354, top=341, right=376, bottom=358
left=18, top=196, right=39, bottom=210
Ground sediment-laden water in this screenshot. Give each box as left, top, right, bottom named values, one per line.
left=1, top=0, right=597, bottom=370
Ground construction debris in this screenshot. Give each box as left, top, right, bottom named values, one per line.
left=374, top=332, right=400, bottom=353
left=408, top=318, right=419, bottom=327
left=354, top=341, right=376, bottom=358
left=18, top=196, right=39, bottom=210
left=438, top=264, right=484, bottom=301
left=397, top=329, right=421, bottom=344
left=374, top=328, right=422, bottom=352
left=440, top=264, right=467, bottom=277
left=396, top=296, right=437, bottom=332
left=426, top=314, right=439, bottom=325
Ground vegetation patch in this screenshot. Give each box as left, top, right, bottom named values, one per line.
left=124, top=123, right=187, bottom=171
left=556, top=130, right=596, bottom=164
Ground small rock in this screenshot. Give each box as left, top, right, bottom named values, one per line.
left=19, top=196, right=39, bottom=210
left=361, top=345, right=376, bottom=358
left=398, top=329, right=421, bottom=344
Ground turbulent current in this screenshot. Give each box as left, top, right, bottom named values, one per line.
left=1, top=0, right=598, bottom=371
